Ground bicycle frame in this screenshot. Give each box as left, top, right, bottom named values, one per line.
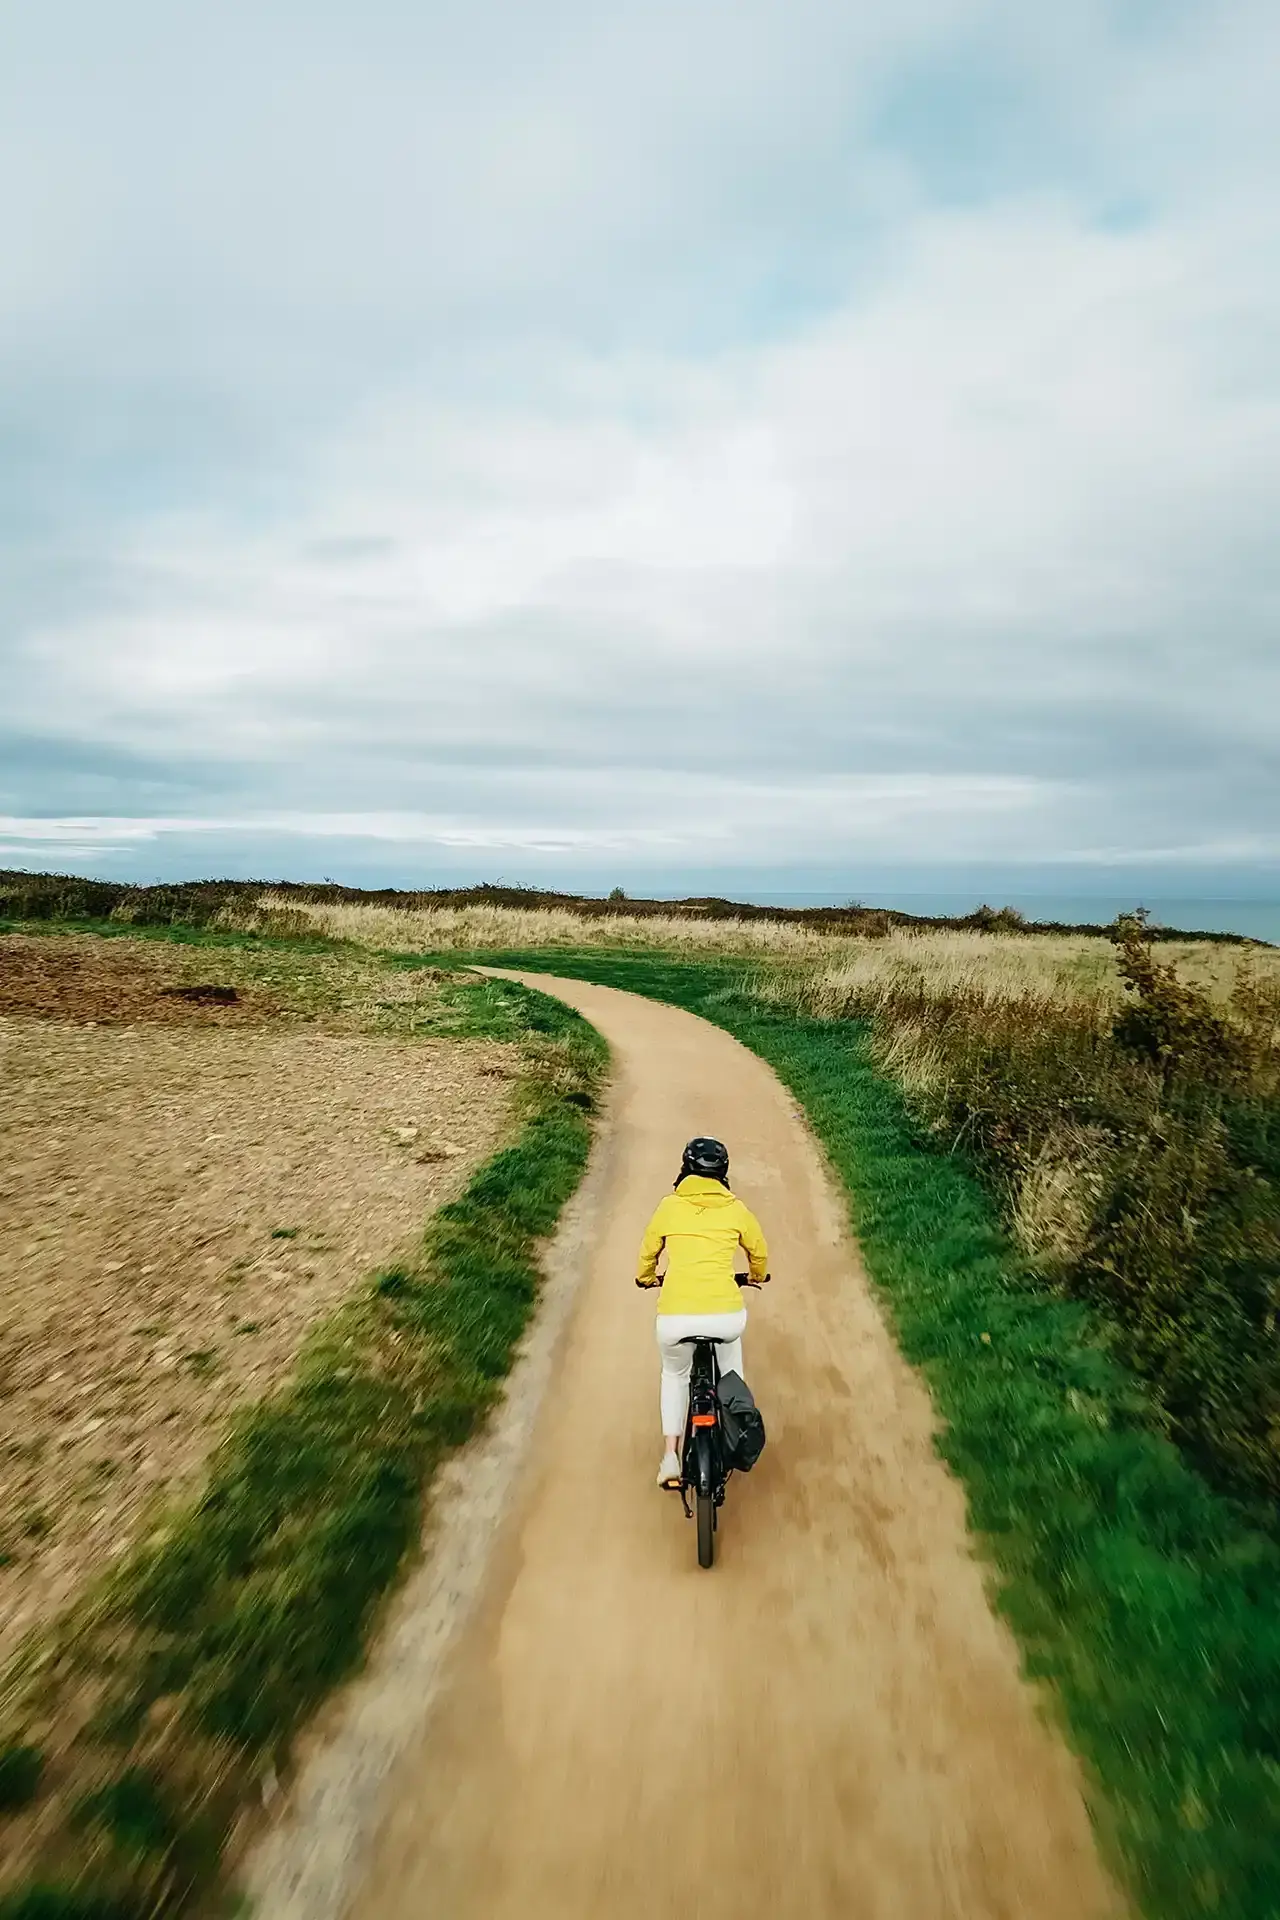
left=679, top=1336, right=728, bottom=1520
left=634, top=1267, right=768, bottom=1564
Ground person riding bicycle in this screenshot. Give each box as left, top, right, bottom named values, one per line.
left=636, top=1137, right=768, bottom=1489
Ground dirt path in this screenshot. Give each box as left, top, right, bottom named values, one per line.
left=347, top=974, right=1121, bottom=1920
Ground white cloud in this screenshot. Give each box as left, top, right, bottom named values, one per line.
left=0, top=772, right=1050, bottom=861
left=2, top=1, right=1277, bottom=885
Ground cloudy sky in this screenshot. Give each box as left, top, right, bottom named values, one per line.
left=3, top=0, right=1277, bottom=901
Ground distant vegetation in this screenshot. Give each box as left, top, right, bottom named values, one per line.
left=0, top=868, right=1257, bottom=946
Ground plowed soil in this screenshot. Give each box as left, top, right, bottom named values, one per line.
left=0, top=939, right=517, bottom=1671
left=0, top=931, right=279, bottom=1026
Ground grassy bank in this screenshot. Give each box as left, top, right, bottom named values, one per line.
left=0, top=969, right=604, bottom=1919
left=767, top=922, right=1280, bottom=1514
left=492, top=948, right=1280, bottom=1920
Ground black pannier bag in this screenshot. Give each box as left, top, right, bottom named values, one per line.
left=717, top=1369, right=766, bottom=1472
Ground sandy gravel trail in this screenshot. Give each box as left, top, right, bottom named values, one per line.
left=349, top=973, right=1121, bottom=1920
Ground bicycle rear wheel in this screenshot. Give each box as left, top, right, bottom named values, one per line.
left=696, top=1490, right=715, bottom=1567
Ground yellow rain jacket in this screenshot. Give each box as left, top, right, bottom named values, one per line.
left=637, top=1175, right=769, bottom=1316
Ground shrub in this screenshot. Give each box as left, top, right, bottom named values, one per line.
left=765, top=915, right=1280, bottom=1510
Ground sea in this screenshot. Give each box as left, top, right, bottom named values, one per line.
left=723, top=894, right=1280, bottom=944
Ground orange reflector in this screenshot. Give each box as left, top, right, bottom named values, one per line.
left=691, top=1414, right=717, bottom=1428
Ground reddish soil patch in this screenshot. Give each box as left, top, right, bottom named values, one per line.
left=0, top=934, right=276, bottom=1026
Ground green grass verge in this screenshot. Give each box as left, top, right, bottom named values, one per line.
left=482, top=948, right=1280, bottom=1920
left=0, top=916, right=342, bottom=954
left=0, top=974, right=605, bottom=1919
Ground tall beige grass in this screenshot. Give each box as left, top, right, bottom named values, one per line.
left=221, top=892, right=854, bottom=957
left=757, top=928, right=1280, bottom=1286
left=765, top=928, right=1280, bottom=1017
left=219, top=893, right=1278, bottom=1004
left=1010, top=1123, right=1113, bottom=1266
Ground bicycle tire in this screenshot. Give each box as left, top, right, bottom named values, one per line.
left=696, top=1490, right=715, bottom=1567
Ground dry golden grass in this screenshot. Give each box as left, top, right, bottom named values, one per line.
left=222, top=879, right=1280, bottom=983
left=222, top=892, right=850, bottom=957
left=764, top=929, right=1280, bottom=1019
left=220, top=896, right=1280, bottom=1021
left=1010, top=1124, right=1113, bottom=1267
left=754, top=928, right=1280, bottom=1288
left=860, top=1016, right=1111, bottom=1264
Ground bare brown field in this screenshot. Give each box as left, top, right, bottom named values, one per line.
left=0, top=929, right=286, bottom=1026
left=0, top=928, right=468, bottom=1036
left=0, top=936, right=517, bottom=1671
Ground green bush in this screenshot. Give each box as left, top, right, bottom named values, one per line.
left=771, top=914, right=1280, bottom=1510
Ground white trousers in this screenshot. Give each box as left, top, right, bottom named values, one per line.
left=655, top=1309, right=748, bottom=1436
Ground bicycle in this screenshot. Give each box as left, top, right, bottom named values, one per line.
left=637, top=1270, right=769, bottom=1568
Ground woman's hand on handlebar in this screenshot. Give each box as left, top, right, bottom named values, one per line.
left=638, top=1272, right=769, bottom=1288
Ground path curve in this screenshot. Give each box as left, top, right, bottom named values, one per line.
left=348, top=973, right=1121, bottom=1920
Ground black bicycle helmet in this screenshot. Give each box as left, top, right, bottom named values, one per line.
left=677, top=1136, right=730, bottom=1186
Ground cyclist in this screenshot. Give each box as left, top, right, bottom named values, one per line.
left=635, top=1137, right=768, bottom=1488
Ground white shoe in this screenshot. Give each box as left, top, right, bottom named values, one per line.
left=657, top=1450, right=681, bottom=1489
